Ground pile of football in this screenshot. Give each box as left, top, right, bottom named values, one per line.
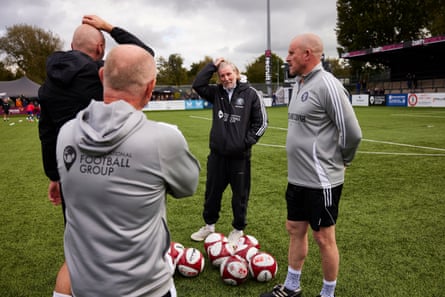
left=167, top=241, right=205, bottom=277
left=204, top=232, right=278, bottom=285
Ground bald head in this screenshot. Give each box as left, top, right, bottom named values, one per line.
left=286, top=33, right=324, bottom=76
left=101, top=44, right=157, bottom=109
left=295, top=33, right=324, bottom=58
left=71, top=24, right=105, bottom=61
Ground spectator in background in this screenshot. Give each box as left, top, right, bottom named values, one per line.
left=355, top=80, right=361, bottom=94
left=38, top=15, right=154, bottom=297
left=15, top=96, right=23, bottom=111
left=57, top=44, right=199, bottom=297
left=2, top=97, right=11, bottom=121
left=34, top=102, right=41, bottom=121
left=406, top=72, right=413, bottom=89
left=261, top=33, right=362, bottom=297
left=190, top=58, right=268, bottom=243
left=361, top=80, right=367, bottom=93
left=26, top=101, right=35, bottom=122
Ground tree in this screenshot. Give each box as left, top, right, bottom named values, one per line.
left=336, top=0, right=430, bottom=54
left=156, top=54, right=188, bottom=86
left=0, top=24, right=63, bottom=84
left=187, top=56, right=214, bottom=84
left=245, top=53, right=284, bottom=84
left=325, top=57, right=351, bottom=79
left=425, top=0, right=445, bottom=36
left=0, top=61, right=18, bottom=81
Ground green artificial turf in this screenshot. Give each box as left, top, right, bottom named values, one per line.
left=0, top=106, right=444, bottom=296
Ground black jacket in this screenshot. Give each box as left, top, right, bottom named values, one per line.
left=192, top=62, right=268, bottom=158
left=38, top=27, right=154, bottom=181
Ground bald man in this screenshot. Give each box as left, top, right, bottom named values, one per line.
left=56, top=44, right=200, bottom=297
left=261, top=33, right=362, bottom=297
left=38, top=15, right=154, bottom=297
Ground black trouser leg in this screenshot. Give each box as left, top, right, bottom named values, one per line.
left=203, top=152, right=228, bottom=225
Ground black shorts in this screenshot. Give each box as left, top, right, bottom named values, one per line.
left=286, top=183, right=343, bottom=231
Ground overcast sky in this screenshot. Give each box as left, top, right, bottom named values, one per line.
left=1, top=0, right=339, bottom=71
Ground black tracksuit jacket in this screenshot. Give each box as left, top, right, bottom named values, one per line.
left=192, top=62, right=268, bottom=158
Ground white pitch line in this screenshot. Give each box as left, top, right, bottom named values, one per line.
left=257, top=143, right=285, bottom=148
left=267, top=126, right=288, bottom=131
left=192, top=119, right=445, bottom=155
left=268, top=126, right=445, bottom=152
left=256, top=143, right=445, bottom=156
left=391, top=114, right=445, bottom=119
left=189, top=115, right=211, bottom=121
left=362, top=139, right=445, bottom=152
left=358, top=151, right=445, bottom=156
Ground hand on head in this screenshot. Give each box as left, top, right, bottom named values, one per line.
left=214, top=57, right=225, bottom=67
left=82, top=15, right=113, bottom=33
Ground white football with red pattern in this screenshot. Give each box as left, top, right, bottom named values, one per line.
left=248, top=251, right=278, bottom=282
left=204, top=232, right=228, bottom=252
left=206, top=241, right=236, bottom=267
left=220, top=255, right=249, bottom=285
left=236, top=234, right=260, bottom=249
left=234, top=244, right=259, bottom=263
left=168, top=241, right=185, bottom=269
left=177, top=247, right=205, bottom=277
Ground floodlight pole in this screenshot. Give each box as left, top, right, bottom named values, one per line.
left=265, top=0, right=272, bottom=97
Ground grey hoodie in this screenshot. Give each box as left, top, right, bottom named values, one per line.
left=287, top=63, right=362, bottom=189
left=56, top=100, right=200, bottom=297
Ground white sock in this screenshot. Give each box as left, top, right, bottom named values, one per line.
left=206, top=224, right=215, bottom=232
left=53, top=292, right=71, bottom=297
left=320, top=279, right=337, bottom=297
left=284, top=266, right=301, bottom=290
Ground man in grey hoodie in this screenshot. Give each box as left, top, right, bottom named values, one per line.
left=38, top=16, right=155, bottom=296
left=56, top=44, right=200, bottom=297
left=261, top=33, right=362, bottom=297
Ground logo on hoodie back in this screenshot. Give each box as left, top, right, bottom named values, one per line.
left=63, top=146, right=77, bottom=171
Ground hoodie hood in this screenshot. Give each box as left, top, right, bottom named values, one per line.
left=46, top=50, right=101, bottom=86
left=73, top=100, right=145, bottom=156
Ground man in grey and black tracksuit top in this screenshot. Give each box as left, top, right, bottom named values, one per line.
left=261, top=33, right=362, bottom=297
left=190, top=58, right=268, bottom=243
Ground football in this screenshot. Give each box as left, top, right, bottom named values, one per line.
left=168, top=241, right=185, bottom=269
left=207, top=241, right=236, bottom=267
left=234, top=244, right=259, bottom=263
left=248, top=251, right=278, bottom=282
left=203, top=232, right=228, bottom=252
left=220, top=255, right=249, bottom=285
left=176, top=247, right=205, bottom=277
left=236, top=234, right=260, bottom=249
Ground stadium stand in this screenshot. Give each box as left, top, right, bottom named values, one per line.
left=342, top=35, right=445, bottom=93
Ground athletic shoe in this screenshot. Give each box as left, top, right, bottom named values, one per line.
left=190, top=226, right=214, bottom=241
left=228, top=229, right=243, bottom=243
left=260, top=284, right=302, bottom=297
left=316, top=295, right=335, bottom=297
